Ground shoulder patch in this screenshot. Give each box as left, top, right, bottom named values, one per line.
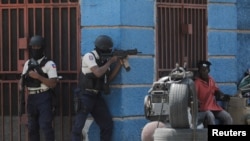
left=52, top=64, right=56, bottom=68
left=89, top=55, right=94, bottom=60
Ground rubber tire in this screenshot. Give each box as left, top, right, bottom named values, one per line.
left=183, top=78, right=198, bottom=129
left=153, top=128, right=208, bottom=141
left=169, top=83, right=189, bottom=128
left=144, top=95, right=152, bottom=120
left=169, top=78, right=198, bottom=128
left=186, top=78, right=198, bottom=129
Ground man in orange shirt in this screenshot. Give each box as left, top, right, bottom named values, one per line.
left=195, top=60, right=232, bottom=127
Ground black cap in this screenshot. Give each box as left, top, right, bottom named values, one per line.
left=198, top=60, right=211, bottom=69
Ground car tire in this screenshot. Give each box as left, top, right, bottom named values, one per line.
left=169, top=79, right=198, bottom=128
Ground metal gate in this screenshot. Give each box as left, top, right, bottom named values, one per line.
left=0, top=0, right=80, bottom=141
left=156, top=0, right=207, bottom=78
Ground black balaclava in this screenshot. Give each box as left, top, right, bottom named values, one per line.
left=29, top=35, right=45, bottom=60
left=30, top=47, right=45, bottom=60
left=95, top=47, right=112, bottom=56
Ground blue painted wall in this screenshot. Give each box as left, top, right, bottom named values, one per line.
left=207, top=0, right=238, bottom=95
left=208, top=0, right=250, bottom=95
left=79, top=0, right=250, bottom=140
left=237, top=0, right=250, bottom=82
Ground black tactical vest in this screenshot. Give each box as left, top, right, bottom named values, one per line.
left=79, top=52, right=110, bottom=91
left=24, top=57, right=49, bottom=88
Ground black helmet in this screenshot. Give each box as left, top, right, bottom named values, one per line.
left=29, top=35, right=44, bottom=47
left=94, top=35, right=113, bottom=51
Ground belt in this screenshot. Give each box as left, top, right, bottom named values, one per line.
left=85, top=89, right=99, bottom=94
left=29, top=88, right=49, bottom=94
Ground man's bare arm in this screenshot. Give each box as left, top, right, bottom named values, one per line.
left=91, top=56, right=119, bottom=78
left=28, top=71, right=57, bottom=88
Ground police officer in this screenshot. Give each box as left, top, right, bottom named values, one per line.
left=71, top=35, right=122, bottom=141
left=19, top=35, right=58, bottom=141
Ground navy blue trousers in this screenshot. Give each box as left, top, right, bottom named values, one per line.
left=27, top=91, right=55, bottom=141
left=71, top=92, right=113, bottom=141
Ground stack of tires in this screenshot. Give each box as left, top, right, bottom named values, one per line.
left=153, top=78, right=208, bottom=141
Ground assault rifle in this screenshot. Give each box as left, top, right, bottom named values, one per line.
left=19, top=58, right=40, bottom=116
left=102, top=48, right=141, bottom=71
left=27, top=58, right=42, bottom=74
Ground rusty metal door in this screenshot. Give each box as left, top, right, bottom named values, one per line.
left=156, top=0, right=207, bottom=78
left=0, top=0, right=80, bottom=141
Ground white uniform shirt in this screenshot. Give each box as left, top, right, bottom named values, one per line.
left=22, top=56, right=58, bottom=90
left=81, top=50, right=99, bottom=74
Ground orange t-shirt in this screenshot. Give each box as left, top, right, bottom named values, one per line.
left=194, top=76, right=223, bottom=112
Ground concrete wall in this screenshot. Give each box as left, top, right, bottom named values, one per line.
left=207, top=0, right=238, bottom=95
left=208, top=0, right=250, bottom=95
left=237, top=0, right=250, bottom=81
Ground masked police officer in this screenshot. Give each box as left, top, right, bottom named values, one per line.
left=71, top=35, right=122, bottom=141
left=19, top=35, right=58, bottom=141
